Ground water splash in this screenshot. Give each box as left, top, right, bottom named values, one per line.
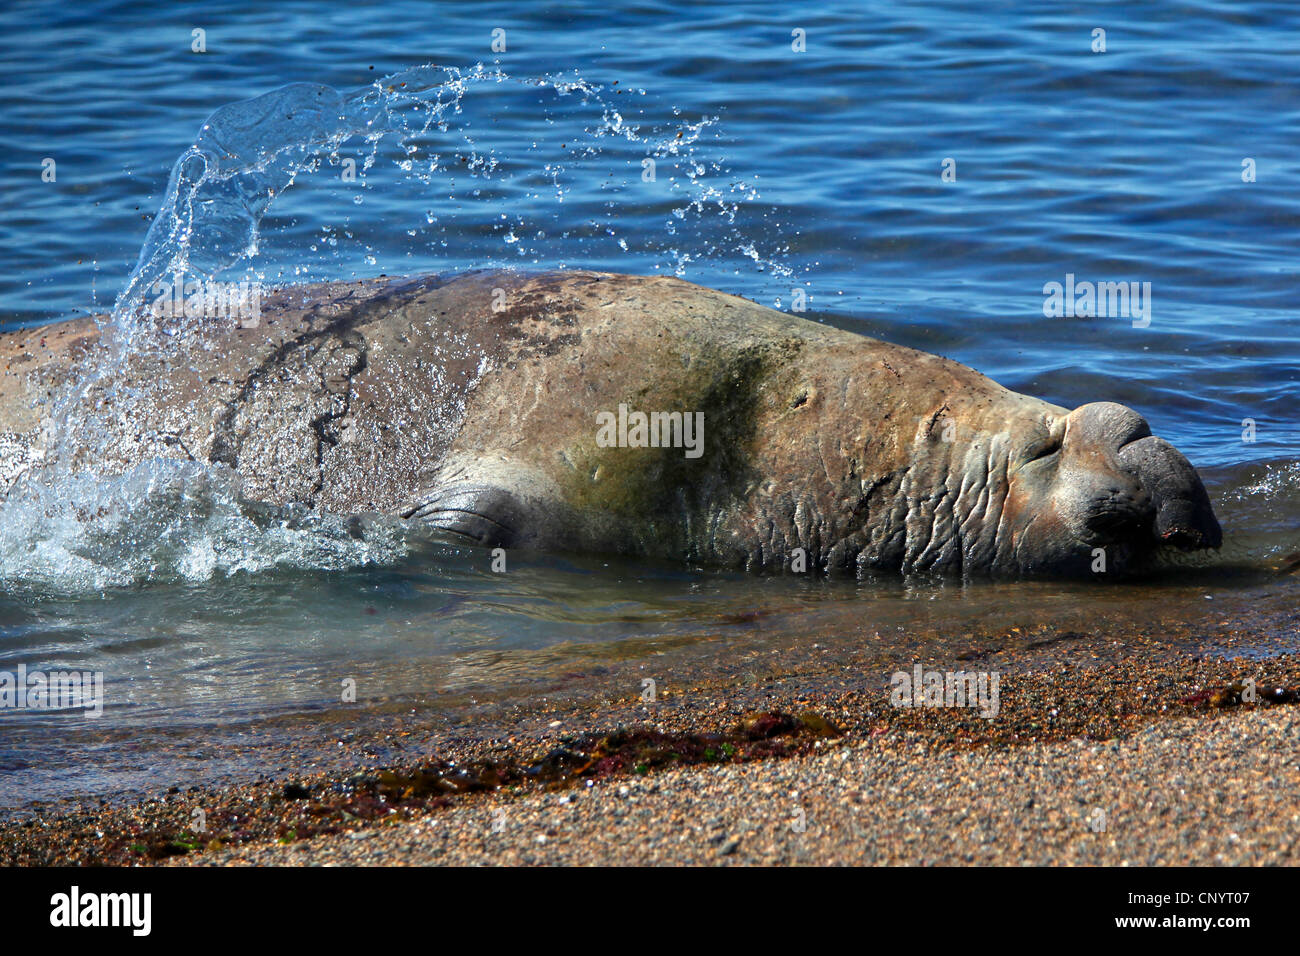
left=59, top=65, right=792, bottom=455
left=4, top=64, right=794, bottom=591
left=112, top=64, right=787, bottom=342
left=1230, top=460, right=1300, bottom=502
left=0, top=461, right=409, bottom=593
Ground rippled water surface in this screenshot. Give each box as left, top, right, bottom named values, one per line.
left=0, top=0, right=1296, bottom=806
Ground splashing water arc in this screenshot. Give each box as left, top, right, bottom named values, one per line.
left=1, top=65, right=792, bottom=592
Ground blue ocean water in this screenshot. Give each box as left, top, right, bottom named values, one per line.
left=0, top=0, right=1296, bottom=805
left=3, top=0, right=1297, bottom=465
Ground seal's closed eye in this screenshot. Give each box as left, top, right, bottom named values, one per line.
left=1021, top=439, right=1061, bottom=466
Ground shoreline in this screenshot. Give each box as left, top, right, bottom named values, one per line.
left=191, top=704, right=1300, bottom=866
left=4, top=641, right=1299, bottom=866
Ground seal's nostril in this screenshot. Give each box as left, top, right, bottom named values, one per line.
left=1161, top=519, right=1222, bottom=550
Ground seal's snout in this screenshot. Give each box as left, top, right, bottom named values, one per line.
left=1061, top=401, right=1222, bottom=555
left=1117, top=434, right=1222, bottom=550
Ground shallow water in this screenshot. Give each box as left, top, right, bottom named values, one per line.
left=0, top=0, right=1297, bottom=808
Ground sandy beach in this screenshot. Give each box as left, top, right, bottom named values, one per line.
left=4, top=622, right=1298, bottom=867
left=191, top=705, right=1300, bottom=867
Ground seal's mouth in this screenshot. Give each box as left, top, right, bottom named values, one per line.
left=1117, top=434, right=1222, bottom=551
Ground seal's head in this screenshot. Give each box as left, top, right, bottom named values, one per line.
left=1003, top=401, right=1221, bottom=574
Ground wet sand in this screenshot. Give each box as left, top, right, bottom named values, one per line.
left=3, top=619, right=1299, bottom=866
left=190, top=705, right=1300, bottom=866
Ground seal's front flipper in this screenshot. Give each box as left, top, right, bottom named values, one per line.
left=405, top=481, right=530, bottom=548
left=404, top=456, right=571, bottom=551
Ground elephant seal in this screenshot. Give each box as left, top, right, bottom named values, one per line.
left=0, top=270, right=1221, bottom=576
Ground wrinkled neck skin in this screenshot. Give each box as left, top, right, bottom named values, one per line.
left=737, top=388, right=1210, bottom=578
left=716, top=369, right=1083, bottom=578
